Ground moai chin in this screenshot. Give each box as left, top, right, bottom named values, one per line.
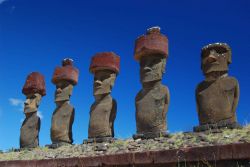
left=20, top=72, right=46, bottom=149
left=133, top=26, right=170, bottom=139
left=194, top=43, right=241, bottom=132
left=50, top=58, right=79, bottom=147
left=86, top=52, right=120, bottom=143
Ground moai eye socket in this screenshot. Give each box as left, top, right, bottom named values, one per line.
left=151, top=57, right=161, bottom=64
left=214, top=46, right=228, bottom=55
left=140, top=57, right=147, bottom=67
left=56, top=81, right=70, bottom=89
left=202, top=44, right=230, bottom=58
left=94, top=70, right=113, bottom=82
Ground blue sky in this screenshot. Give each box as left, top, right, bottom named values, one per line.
left=0, top=0, right=250, bottom=151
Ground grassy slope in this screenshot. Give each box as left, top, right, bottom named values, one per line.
left=0, top=125, right=249, bottom=161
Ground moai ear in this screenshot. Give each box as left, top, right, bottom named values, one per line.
left=226, top=50, right=232, bottom=64
left=35, top=93, right=42, bottom=107
left=68, top=84, right=74, bottom=96
left=161, top=58, right=167, bottom=74
left=110, top=73, right=117, bottom=88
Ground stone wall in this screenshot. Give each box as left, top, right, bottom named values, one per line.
left=0, top=143, right=249, bottom=167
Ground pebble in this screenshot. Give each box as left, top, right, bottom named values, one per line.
left=95, top=144, right=108, bottom=151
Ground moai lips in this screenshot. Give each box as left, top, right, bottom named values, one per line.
left=86, top=52, right=120, bottom=143
left=133, top=27, right=170, bottom=139
left=20, top=72, right=46, bottom=149
left=134, top=26, right=168, bottom=61
left=50, top=58, right=79, bottom=148
left=194, top=43, right=241, bottom=132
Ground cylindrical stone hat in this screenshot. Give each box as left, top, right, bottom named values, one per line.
left=22, top=72, right=46, bottom=96
left=134, top=26, right=168, bottom=61
left=201, top=43, right=232, bottom=64
left=52, top=58, right=79, bottom=85
left=89, top=52, right=120, bottom=74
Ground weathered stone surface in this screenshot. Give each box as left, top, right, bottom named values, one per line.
left=87, top=52, right=120, bottom=142
left=50, top=102, right=75, bottom=144
left=195, top=43, right=240, bottom=132
left=20, top=72, right=46, bottom=149
left=50, top=58, right=78, bottom=147
left=134, top=27, right=170, bottom=139
left=88, top=95, right=117, bottom=139
left=20, top=113, right=40, bottom=149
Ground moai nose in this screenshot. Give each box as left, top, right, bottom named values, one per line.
left=144, top=66, right=152, bottom=72
left=56, top=88, right=62, bottom=93
left=24, top=100, right=29, bottom=106
left=94, top=80, right=102, bottom=87
left=207, top=55, right=217, bottom=64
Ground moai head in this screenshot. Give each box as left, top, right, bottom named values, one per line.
left=89, top=52, right=120, bottom=96
left=22, top=72, right=46, bottom=115
left=201, top=43, right=232, bottom=76
left=134, top=26, right=168, bottom=83
left=52, top=58, right=79, bottom=105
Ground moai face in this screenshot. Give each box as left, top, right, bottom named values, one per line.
left=201, top=43, right=232, bottom=75
left=140, top=55, right=166, bottom=83
left=55, top=80, right=73, bottom=102
left=94, top=70, right=116, bottom=96
left=22, top=72, right=46, bottom=115
left=24, top=93, right=42, bottom=114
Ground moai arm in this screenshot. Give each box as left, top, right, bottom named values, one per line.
left=110, top=99, right=117, bottom=137
left=232, top=80, right=240, bottom=115
left=135, top=90, right=142, bottom=129
left=38, top=117, right=41, bottom=134
left=163, top=87, right=170, bottom=116
left=36, top=117, right=41, bottom=144
left=195, top=85, right=200, bottom=114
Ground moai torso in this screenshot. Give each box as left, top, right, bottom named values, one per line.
left=89, top=96, right=117, bottom=138
left=51, top=102, right=75, bottom=144
left=20, top=113, right=40, bottom=148
left=196, top=76, right=239, bottom=125
left=136, top=84, right=169, bottom=134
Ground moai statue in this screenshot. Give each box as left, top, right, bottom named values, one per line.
left=20, top=72, right=46, bottom=149
left=133, top=27, right=170, bottom=139
left=194, top=43, right=241, bottom=132
left=50, top=58, right=79, bottom=147
left=87, top=52, right=120, bottom=143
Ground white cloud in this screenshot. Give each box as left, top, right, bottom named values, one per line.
left=37, top=111, right=43, bottom=119
left=0, top=0, right=7, bottom=5
left=9, top=98, right=24, bottom=106
left=9, top=98, right=24, bottom=111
